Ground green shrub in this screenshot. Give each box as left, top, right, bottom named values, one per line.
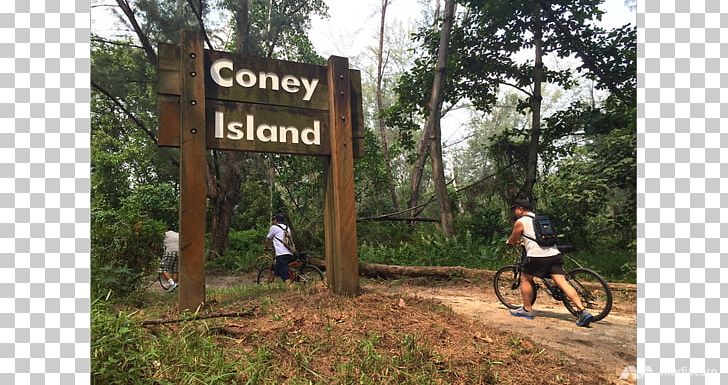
left=357, top=221, right=417, bottom=246
left=91, top=300, right=152, bottom=385
left=91, top=182, right=172, bottom=298
left=91, top=262, right=145, bottom=299
left=359, top=230, right=503, bottom=270
left=453, top=203, right=506, bottom=245
left=91, top=209, right=165, bottom=298
left=206, top=228, right=266, bottom=272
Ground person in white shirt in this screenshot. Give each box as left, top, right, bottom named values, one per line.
left=161, top=229, right=179, bottom=290
left=506, top=199, right=593, bottom=327
left=265, top=213, right=294, bottom=282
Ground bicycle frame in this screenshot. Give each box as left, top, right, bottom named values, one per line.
left=532, top=276, right=565, bottom=302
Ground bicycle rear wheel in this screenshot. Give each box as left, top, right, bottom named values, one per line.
left=256, top=266, right=275, bottom=284
left=562, top=268, right=613, bottom=321
left=159, top=273, right=172, bottom=290
left=493, top=265, right=537, bottom=309
left=296, top=265, right=324, bottom=286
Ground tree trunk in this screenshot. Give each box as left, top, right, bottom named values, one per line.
left=406, top=0, right=443, bottom=218
left=521, top=0, right=543, bottom=201
left=424, top=0, right=456, bottom=237
left=309, top=257, right=493, bottom=280
left=207, top=2, right=253, bottom=259
left=376, top=0, right=401, bottom=212
left=407, top=125, right=431, bottom=218
left=207, top=152, right=245, bottom=259
left=360, top=262, right=491, bottom=280
left=236, top=0, right=250, bottom=54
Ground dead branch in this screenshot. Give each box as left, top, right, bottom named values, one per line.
left=115, top=0, right=158, bottom=66
left=141, top=308, right=257, bottom=326
left=360, top=164, right=514, bottom=223
left=91, top=79, right=156, bottom=143
left=186, top=0, right=214, bottom=50
left=359, top=216, right=439, bottom=223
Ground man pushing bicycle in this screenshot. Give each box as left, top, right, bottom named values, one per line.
left=506, top=199, right=594, bottom=327
left=264, top=213, right=295, bottom=283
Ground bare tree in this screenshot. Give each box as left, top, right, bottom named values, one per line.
left=375, top=0, right=401, bottom=212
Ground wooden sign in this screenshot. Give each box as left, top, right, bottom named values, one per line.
left=157, top=32, right=363, bottom=310
left=158, top=43, right=364, bottom=158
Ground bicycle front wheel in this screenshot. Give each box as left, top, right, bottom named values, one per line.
left=493, top=265, right=536, bottom=309
left=562, top=268, right=613, bottom=321
left=296, top=265, right=324, bottom=286
left=256, top=266, right=275, bottom=284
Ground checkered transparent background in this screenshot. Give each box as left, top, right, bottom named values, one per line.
left=638, top=0, right=727, bottom=383
left=1, top=1, right=90, bottom=384
left=0, top=0, right=725, bottom=383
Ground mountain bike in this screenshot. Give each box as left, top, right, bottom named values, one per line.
left=493, top=245, right=613, bottom=322
left=256, top=251, right=325, bottom=285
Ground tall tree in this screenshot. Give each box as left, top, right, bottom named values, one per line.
left=522, top=0, right=543, bottom=200
left=423, top=0, right=456, bottom=237
left=403, top=1, right=462, bottom=222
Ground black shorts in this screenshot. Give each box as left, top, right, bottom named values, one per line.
left=522, top=254, right=564, bottom=278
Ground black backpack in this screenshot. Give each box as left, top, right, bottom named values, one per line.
left=523, top=214, right=558, bottom=247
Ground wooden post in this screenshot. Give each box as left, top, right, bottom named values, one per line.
left=178, top=31, right=207, bottom=311
left=323, top=56, right=359, bottom=295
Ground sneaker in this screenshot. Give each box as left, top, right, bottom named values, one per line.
left=510, top=307, right=535, bottom=319
left=576, top=310, right=594, bottom=327
left=168, top=282, right=178, bottom=292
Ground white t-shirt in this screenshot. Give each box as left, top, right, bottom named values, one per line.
left=266, top=224, right=293, bottom=256
left=518, top=213, right=559, bottom=258
left=164, top=230, right=179, bottom=253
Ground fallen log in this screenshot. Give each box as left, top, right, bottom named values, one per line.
left=309, top=257, right=493, bottom=280
left=308, top=257, right=636, bottom=292
left=359, top=262, right=494, bottom=280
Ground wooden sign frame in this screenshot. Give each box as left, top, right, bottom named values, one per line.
left=158, top=32, right=363, bottom=311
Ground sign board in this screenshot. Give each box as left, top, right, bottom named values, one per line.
left=157, top=32, right=362, bottom=311
left=157, top=43, right=364, bottom=158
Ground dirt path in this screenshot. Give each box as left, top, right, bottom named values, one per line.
left=370, top=282, right=637, bottom=385
left=197, top=273, right=637, bottom=384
